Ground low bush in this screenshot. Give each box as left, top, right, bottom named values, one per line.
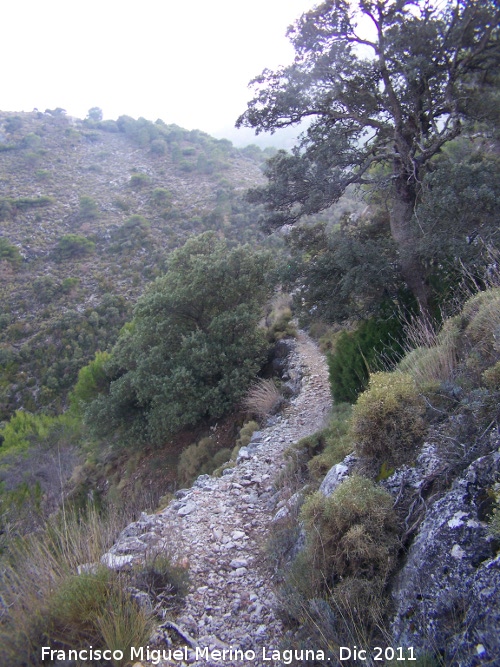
left=54, top=234, right=95, bottom=260
left=234, top=420, right=259, bottom=450
left=133, top=552, right=190, bottom=606
left=398, top=316, right=459, bottom=386
left=482, top=361, right=500, bottom=390
left=460, top=288, right=500, bottom=379
left=177, top=437, right=232, bottom=486
left=78, top=195, right=99, bottom=220
left=70, top=351, right=111, bottom=413
left=129, top=172, right=150, bottom=189
left=489, top=483, right=500, bottom=541
left=280, top=475, right=400, bottom=650
left=307, top=403, right=353, bottom=481
left=265, top=293, right=297, bottom=341
left=300, top=476, right=400, bottom=585
left=351, top=372, right=427, bottom=465
left=0, top=502, right=136, bottom=666
left=0, top=237, right=21, bottom=263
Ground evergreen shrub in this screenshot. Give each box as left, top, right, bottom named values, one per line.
left=328, top=313, right=406, bottom=403
left=351, top=372, right=426, bottom=464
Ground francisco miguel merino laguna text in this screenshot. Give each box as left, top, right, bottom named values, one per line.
left=41, top=645, right=326, bottom=664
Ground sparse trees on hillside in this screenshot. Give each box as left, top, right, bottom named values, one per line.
left=237, top=0, right=500, bottom=313
left=86, top=107, right=103, bottom=122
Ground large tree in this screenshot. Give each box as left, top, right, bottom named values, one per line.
left=237, top=0, right=500, bottom=313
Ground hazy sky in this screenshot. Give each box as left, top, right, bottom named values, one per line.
left=1, top=0, right=317, bottom=145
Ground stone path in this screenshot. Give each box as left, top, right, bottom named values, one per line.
left=102, top=331, right=331, bottom=666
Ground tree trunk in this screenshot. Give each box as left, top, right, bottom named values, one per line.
left=389, top=179, right=430, bottom=316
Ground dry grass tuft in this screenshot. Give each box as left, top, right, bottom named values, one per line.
left=0, top=502, right=152, bottom=666
left=242, top=378, right=283, bottom=420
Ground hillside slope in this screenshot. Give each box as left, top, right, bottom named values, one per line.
left=0, top=110, right=268, bottom=418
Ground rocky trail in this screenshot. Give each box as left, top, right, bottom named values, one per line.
left=101, top=332, right=332, bottom=666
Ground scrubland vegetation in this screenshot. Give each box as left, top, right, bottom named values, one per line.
left=1, top=0, right=499, bottom=661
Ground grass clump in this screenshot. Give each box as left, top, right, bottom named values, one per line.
left=0, top=503, right=140, bottom=666
left=133, top=552, right=190, bottom=606
left=398, top=318, right=459, bottom=387
left=307, top=403, right=354, bottom=482
left=242, top=378, right=282, bottom=420
left=482, top=361, right=500, bottom=390
left=351, top=372, right=427, bottom=465
left=265, top=293, right=297, bottom=341
left=489, top=483, right=500, bottom=542
left=235, top=420, right=259, bottom=449
left=48, top=568, right=153, bottom=666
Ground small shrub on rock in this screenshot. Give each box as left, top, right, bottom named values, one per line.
left=234, top=420, right=259, bottom=451
left=300, top=476, right=400, bottom=584
left=399, top=332, right=458, bottom=387
left=482, top=361, right=500, bottom=390
left=351, top=372, right=427, bottom=465
left=307, top=403, right=354, bottom=481
left=282, top=476, right=400, bottom=644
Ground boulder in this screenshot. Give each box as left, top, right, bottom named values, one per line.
left=391, top=450, right=500, bottom=665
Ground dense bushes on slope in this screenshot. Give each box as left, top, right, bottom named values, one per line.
left=83, top=232, right=275, bottom=447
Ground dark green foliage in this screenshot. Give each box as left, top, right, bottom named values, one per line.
left=4, top=116, right=23, bottom=134
left=117, top=115, right=161, bottom=147
left=33, top=276, right=80, bottom=304
left=86, top=233, right=274, bottom=446
left=0, top=110, right=267, bottom=421
left=285, top=219, right=402, bottom=323
left=0, top=196, right=54, bottom=221
left=150, top=139, right=167, bottom=155
left=177, top=437, right=232, bottom=486
left=96, top=119, right=119, bottom=133
left=238, top=0, right=500, bottom=312
left=86, top=107, right=103, bottom=122
left=70, top=351, right=111, bottom=413
left=0, top=295, right=130, bottom=419
left=0, top=200, right=14, bottom=221
left=33, top=276, right=58, bottom=303
left=109, top=215, right=152, bottom=254
left=12, top=195, right=54, bottom=210
left=21, top=133, right=42, bottom=150
left=129, top=171, right=150, bottom=189
left=328, top=312, right=407, bottom=403
left=0, top=238, right=21, bottom=263
left=151, top=188, right=172, bottom=207
left=54, top=234, right=95, bottom=260
left=78, top=195, right=99, bottom=221
left=415, top=149, right=500, bottom=311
